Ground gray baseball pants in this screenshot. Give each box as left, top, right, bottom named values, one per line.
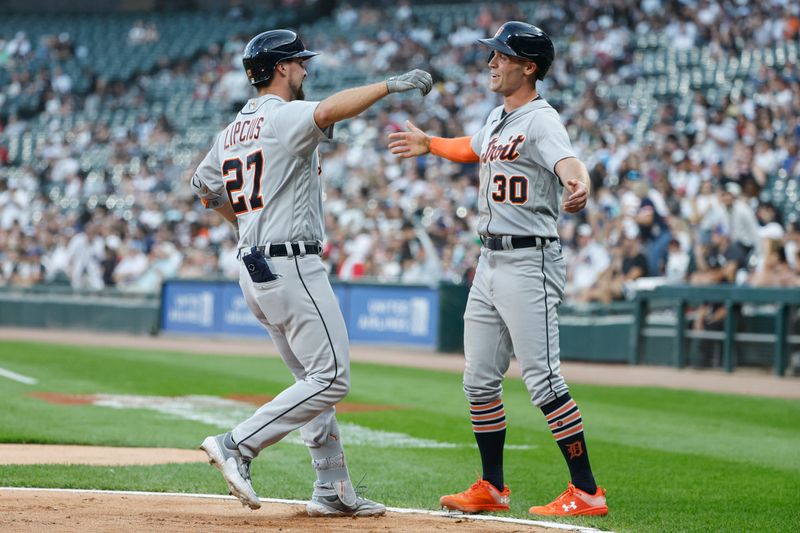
left=463, top=241, right=569, bottom=407
left=232, top=253, right=349, bottom=459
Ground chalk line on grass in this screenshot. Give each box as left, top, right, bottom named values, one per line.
left=0, top=366, right=37, bottom=385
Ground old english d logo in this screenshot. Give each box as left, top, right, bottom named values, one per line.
left=567, top=441, right=584, bottom=459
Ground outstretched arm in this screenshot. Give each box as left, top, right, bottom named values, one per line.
left=388, top=120, right=479, bottom=163
left=314, top=70, right=432, bottom=130
left=555, top=156, right=590, bottom=213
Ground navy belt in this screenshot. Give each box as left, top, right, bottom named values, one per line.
left=481, top=235, right=558, bottom=251
left=240, top=241, right=322, bottom=258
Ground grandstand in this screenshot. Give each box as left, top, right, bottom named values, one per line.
left=0, top=0, right=799, bottom=296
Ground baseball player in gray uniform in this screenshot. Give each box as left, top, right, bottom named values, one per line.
left=389, top=22, right=607, bottom=517
left=193, top=29, right=432, bottom=516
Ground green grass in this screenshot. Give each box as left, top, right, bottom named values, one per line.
left=0, top=340, right=798, bottom=532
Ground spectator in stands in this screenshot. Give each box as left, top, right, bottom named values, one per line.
left=144, top=23, right=160, bottom=44
left=129, top=21, right=147, bottom=46
left=566, top=223, right=610, bottom=299
left=130, top=241, right=181, bottom=293
left=781, top=141, right=800, bottom=177
left=717, top=182, right=760, bottom=255
left=752, top=139, right=781, bottom=186
left=785, top=221, right=800, bottom=272
left=690, top=224, right=747, bottom=285
left=41, top=234, right=71, bottom=283
left=100, top=245, right=119, bottom=288
left=632, top=179, right=672, bottom=276
left=664, top=238, right=690, bottom=283
left=113, top=244, right=149, bottom=290
left=178, top=248, right=218, bottom=279
left=580, top=225, right=647, bottom=304
left=66, top=224, right=105, bottom=291
left=749, top=239, right=799, bottom=287
left=214, top=61, right=251, bottom=109
left=756, top=201, right=782, bottom=228
left=1, top=1, right=799, bottom=295
left=0, top=249, right=20, bottom=285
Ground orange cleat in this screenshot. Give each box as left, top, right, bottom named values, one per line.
left=440, top=479, right=510, bottom=513
left=529, top=482, right=607, bottom=517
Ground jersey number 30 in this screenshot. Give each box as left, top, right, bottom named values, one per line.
left=491, top=173, right=528, bottom=204
left=223, top=150, right=264, bottom=215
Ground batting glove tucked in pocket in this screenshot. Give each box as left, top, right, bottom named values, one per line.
left=242, top=248, right=278, bottom=283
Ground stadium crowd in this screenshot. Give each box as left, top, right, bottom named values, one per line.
left=1, top=0, right=799, bottom=298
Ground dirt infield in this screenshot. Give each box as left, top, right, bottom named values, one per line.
left=0, top=444, right=207, bottom=466
left=0, top=446, right=573, bottom=532
left=0, top=489, right=562, bottom=533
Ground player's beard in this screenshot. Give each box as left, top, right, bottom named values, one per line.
left=290, top=80, right=305, bottom=101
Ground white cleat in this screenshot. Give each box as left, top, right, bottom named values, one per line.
left=306, top=481, right=386, bottom=517
left=200, top=433, right=261, bottom=510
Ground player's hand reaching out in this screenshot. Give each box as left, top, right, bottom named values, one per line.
left=388, top=120, right=431, bottom=158
left=562, top=179, right=588, bottom=213
left=386, top=69, right=433, bottom=96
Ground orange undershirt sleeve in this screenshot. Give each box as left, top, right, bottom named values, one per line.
left=429, top=136, right=480, bottom=163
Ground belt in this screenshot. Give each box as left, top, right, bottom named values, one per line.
left=239, top=240, right=322, bottom=259
left=481, top=235, right=558, bottom=251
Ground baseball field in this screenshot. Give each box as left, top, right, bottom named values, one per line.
left=0, top=333, right=798, bottom=533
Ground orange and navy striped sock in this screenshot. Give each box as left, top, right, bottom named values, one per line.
left=541, top=393, right=597, bottom=494
left=470, top=399, right=506, bottom=492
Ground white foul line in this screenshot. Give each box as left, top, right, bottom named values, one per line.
left=0, top=367, right=37, bottom=385
left=0, top=487, right=611, bottom=533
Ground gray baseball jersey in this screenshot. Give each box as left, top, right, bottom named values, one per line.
left=194, top=94, right=333, bottom=246
left=470, top=98, right=573, bottom=238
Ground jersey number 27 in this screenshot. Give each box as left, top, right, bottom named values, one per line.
left=223, top=149, right=264, bottom=215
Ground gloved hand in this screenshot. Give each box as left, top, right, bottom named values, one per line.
left=386, top=69, right=433, bottom=96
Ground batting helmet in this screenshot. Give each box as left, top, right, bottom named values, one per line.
left=478, top=21, right=554, bottom=80
left=242, top=29, right=318, bottom=86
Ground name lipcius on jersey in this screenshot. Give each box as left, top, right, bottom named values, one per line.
left=224, top=117, right=265, bottom=149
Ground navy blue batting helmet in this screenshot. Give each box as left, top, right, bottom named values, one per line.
left=242, top=29, right=318, bottom=86
left=478, top=21, right=554, bottom=80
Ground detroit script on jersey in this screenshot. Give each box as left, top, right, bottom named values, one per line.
left=471, top=98, right=574, bottom=238
left=481, top=134, right=525, bottom=163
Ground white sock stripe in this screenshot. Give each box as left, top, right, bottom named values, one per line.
left=472, top=417, right=507, bottom=429
left=470, top=409, right=505, bottom=422
left=473, top=421, right=507, bottom=433
left=545, top=399, right=576, bottom=422
left=554, top=423, right=584, bottom=441
left=548, top=410, right=582, bottom=430
left=548, top=405, right=579, bottom=425
left=552, top=416, right=583, bottom=435
left=469, top=399, right=503, bottom=412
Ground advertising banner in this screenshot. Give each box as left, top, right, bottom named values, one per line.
left=161, top=280, right=438, bottom=348
left=346, top=285, right=439, bottom=348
